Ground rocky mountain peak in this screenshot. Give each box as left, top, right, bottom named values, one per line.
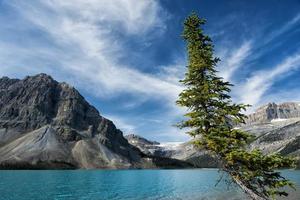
left=125, top=134, right=160, bottom=145
left=0, top=74, right=143, bottom=168
left=245, top=102, right=300, bottom=124
left=0, top=74, right=195, bottom=169
left=25, top=73, right=54, bottom=81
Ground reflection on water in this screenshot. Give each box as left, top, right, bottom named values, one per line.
left=0, top=169, right=299, bottom=200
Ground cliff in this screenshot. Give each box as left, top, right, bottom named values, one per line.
left=0, top=74, right=189, bottom=169
left=245, top=102, right=300, bottom=125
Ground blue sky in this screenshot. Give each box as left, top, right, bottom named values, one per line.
left=0, top=0, right=300, bottom=142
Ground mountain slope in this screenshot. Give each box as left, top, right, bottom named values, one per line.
left=125, top=135, right=219, bottom=168
left=2, top=75, right=298, bottom=169
left=249, top=121, right=300, bottom=167
left=0, top=74, right=145, bottom=169
left=128, top=102, right=300, bottom=168
left=245, top=102, right=300, bottom=125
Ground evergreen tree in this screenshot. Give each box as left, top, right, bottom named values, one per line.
left=177, top=13, right=295, bottom=200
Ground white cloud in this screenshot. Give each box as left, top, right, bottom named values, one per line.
left=218, top=41, right=252, bottom=81
left=104, top=114, right=136, bottom=134
left=215, top=13, right=300, bottom=112
left=0, top=0, right=188, bottom=141
left=1, top=0, right=181, bottom=103
left=2, top=1, right=300, bottom=141
left=237, top=53, right=300, bottom=109
left=158, top=59, right=186, bottom=85
left=264, top=13, right=300, bottom=45
left=46, top=0, right=166, bottom=35
left=261, top=88, right=300, bottom=106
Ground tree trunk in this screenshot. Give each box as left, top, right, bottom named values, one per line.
left=232, top=177, right=267, bottom=200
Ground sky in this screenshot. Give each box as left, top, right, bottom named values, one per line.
left=0, top=0, right=300, bottom=142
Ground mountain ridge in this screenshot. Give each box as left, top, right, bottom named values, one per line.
left=0, top=74, right=190, bottom=169
left=127, top=102, right=300, bottom=168
left=1, top=74, right=299, bottom=169
left=245, top=102, right=300, bottom=125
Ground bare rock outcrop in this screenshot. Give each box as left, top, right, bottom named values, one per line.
left=125, top=134, right=218, bottom=168
left=249, top=121, right=300, bottom=168
left=1, top=74, right=299, bottom=169
left=127, top=102, right=300, bottom=169
left=245, top=102, right=300, bottom=125
left=0, top=74, right=153, bottom=169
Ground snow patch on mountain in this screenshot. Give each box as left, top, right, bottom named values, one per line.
left=156, top=142, right=183, bottom=150
left=271, top=118, right=288, bottom=123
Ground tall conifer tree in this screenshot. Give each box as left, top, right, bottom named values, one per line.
left=177, top=13, right=295, bottom=200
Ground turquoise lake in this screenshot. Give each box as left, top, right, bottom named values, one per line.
left=0, top=169, right=299, bottom=200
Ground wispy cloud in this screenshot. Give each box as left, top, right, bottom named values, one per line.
left=218, top=41, right=252, bottom=81
left=217, top=13, right=300, bottom=111
left=1, top=0, right=182, bottom=103
left=264, top=13, right=300, bottom=45
left=1, top=1, right=300, bottom=141
left=237, top=53, right=300, bottom=109
left=105, top=114, right=137, bottom=134
left=263, top=88, right=300, bottom=106
left=0, top=0, right=188, bottom=141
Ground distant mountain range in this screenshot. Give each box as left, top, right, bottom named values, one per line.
left=0, top=74, right=299, bottom=169
left=127, top=102, right=300, bottom=169
left=245, top=102, right=300, bottom=124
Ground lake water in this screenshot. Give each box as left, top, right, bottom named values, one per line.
left=0, top=169, right=299, bottom=200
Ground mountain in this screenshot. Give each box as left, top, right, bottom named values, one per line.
left=0, top=74, right=190, bottom=169
left=245, top=102, right=300, bottom=125
left=125, top=135, right=218, bottom=168
left=124, top=134, right=161, bottom=156
left=250, top=121, right=300, bottom=167
left=241, top=103, right=300, bottom=167
left=1, top=74, right=298, bottom=169
left=128, top=102, right=300, bottom=168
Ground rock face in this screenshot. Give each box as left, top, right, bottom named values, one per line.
left=239, top=102, right=300, bottom=168
left=0, top=74, right=143, bottom=169
left=250, top=121, right=300, bottom=153
left=245, top=102, right=300, bottom=125
left=125, top=135, right=218, bottom=168
left=128, top=102, right=300, bottom=169
left=166, top=141, right=219, bottom=168
left=1, top=75, right=299, bottom=169
left=0, top=74, right=191, bottom=169
left=125, top=134, right=160, bottom=155
left=249, top=120, right=300, bottom=168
